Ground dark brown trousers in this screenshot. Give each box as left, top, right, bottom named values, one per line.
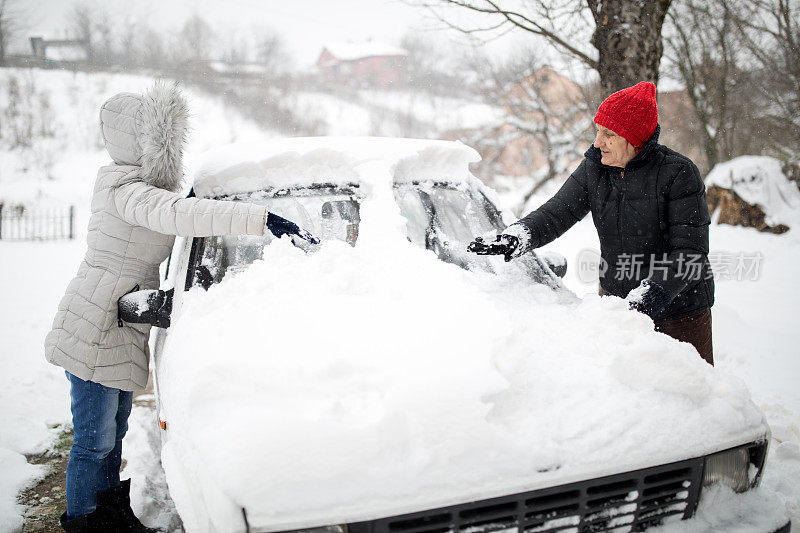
left=599, top=284, right=714, bottom=365
left=655, top=309, right=714, bottom=366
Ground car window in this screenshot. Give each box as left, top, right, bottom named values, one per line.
left=394, top=182, right=559, bottom=287
left=428, top=186, right=500, bottom=242
left=394, top=187, right=429, bottom=248
left=190, top=188, right=359, bottom=288
left=188, top=183, right=559, bottom=290
left=393, top=184, right=500, bottom=248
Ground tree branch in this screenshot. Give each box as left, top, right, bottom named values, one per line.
left=423, top=0, right=598, bottom=69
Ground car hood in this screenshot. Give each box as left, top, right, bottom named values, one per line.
left=158, top=210, right=767, bottom=532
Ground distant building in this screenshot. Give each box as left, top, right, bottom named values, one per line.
left=29, top=37, right=88, bottom=63
left=657, top=89, right=706, bottom=172
left=493, top=67, right=590, bottom=178
left=180, top=59, right=269, bottom=80
left=316, top=42, right=407, bottom=89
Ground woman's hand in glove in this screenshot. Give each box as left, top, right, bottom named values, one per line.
left=467, top=234, right=520, bottom=262
left=467, top=223, right=532, bottom=262
left=627, top=279, right=671, bottom=319
left=265, top=212, right=320, bottom=245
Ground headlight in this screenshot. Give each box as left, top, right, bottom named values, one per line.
left=702, top=441, right=768, bottom=493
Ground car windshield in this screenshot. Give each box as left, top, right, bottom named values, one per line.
left=189, top=182, right=558, bottom=289
left=190, top=185, right=359, bottom=287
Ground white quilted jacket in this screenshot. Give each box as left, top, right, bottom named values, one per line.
left=45, top=84, right=267, bottom=391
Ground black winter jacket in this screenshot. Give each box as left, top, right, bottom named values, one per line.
left=515, top=126, right=714, bottom=321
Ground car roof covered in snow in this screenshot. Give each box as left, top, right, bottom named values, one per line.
left=191, top=136, right=482, bottom=198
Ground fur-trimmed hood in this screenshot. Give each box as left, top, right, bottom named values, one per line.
left=99, top=83, right=189, bottom=192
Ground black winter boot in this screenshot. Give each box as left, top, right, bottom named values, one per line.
left=60, top=512, right=91, bottom=533
left=59, top=507, right=116, bottom=532
left=96, top=479, right=160, bottom=532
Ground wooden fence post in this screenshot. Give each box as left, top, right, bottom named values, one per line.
left=0, top=205, right=76, bottom=241
left=69, top=205, right=75, bottom=240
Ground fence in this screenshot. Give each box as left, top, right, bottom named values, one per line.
left=0, top=205, right=75, bottom=241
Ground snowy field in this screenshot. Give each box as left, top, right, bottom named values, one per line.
left=0, top=68, right=798, bottom=532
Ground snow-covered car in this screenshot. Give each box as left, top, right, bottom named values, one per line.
left=136, top=138, right=789, bottom=533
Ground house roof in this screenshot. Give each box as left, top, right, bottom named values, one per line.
left=319, top=41, right=407, bottom=65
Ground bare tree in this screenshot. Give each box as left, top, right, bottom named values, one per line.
left=70, top=3, right=95, bottom=63
left=4, top=75, right=34, bottom=148
left=663, top=0, right=800, bottom=167
left=400, top=32, right=467, bottom=95
left=222, top=34, right=251, bottom=64
left=256, top=33, right=291, bottom=76
left=180, top=14, right=215, bottom=62
left=464, top=53, right=593, bottom=194
left=662, top=0, right=750, bottom=170
left=93, top=9, right=115, bottom=67
left=141, top=28, right=166, bottom=70
left=118, top=20, right=142, bottom=69
left=0, top=0, right=26, bottom=66
left=418, top=0, right=672, bottom=94
left=736, top=0, right=800, bottom=161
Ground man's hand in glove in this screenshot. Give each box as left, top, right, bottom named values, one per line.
left=266, top=212, right=320, bottom=246
left=467, top=234, right=520, bottom=262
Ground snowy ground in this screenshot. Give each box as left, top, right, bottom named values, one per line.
left=0, top=68, right=798, bottom=532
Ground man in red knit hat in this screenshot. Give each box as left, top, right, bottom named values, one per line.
left=469, top=81, right=715, bottom=365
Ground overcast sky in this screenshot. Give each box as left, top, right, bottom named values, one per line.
left=19, top=0, right=530, bottom=68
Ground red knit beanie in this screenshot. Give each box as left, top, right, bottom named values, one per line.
left=593, top=81, right=658, bottom=148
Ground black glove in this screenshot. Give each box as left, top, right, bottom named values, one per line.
left=118, top=288, right=174, bottom=328
left=266, top=212, right=320, bottom=245
left=467, top=234, right=520, bottom=262
left=627, top=279, right=671, bottom=319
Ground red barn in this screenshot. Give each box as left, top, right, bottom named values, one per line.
left=316, top=42, right=407, bottom=89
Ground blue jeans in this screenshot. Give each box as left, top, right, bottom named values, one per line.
left=65, top=371, right=133, bottom=518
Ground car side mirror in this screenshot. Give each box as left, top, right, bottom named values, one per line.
left=118, top=288, right=174, bottom=328
left=539, top=251, right=568, bottom=278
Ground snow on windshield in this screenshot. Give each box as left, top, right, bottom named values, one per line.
left=191, top=137, right=481, bottom=198
left=159, top=178, right=766, bottom=528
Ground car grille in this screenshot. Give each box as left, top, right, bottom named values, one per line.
left=347, top=457, right=704, bottom=533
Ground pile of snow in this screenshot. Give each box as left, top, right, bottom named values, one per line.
left=652, top=484, right=790, bottom=533
left=159, top=169, right=769, bottom=530
left=192, top=137, right=481, bottom=198
left=122, top=397, right=183, bottom=533
left=705, top=156, right=800, bottom=227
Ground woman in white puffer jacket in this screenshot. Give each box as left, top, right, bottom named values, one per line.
left=45, top=83, right=313, bottom=532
